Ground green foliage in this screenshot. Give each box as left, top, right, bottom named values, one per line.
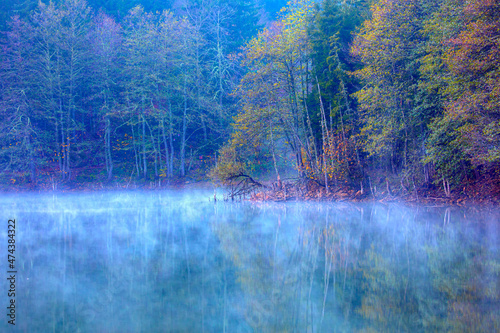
left=208, top=143, right=246, bottom=185
left=352, top=0, right=425, bottom=172
left=424, top=114, right=471, bottom=187
left=219, top=0, right=369, bottom=186
left=229, top=0, right=315, bottom=178
left=308, top=0, right=366, bottom=109
left=420, top=0, right=500, bottom=187
left=1, top=0, right=499, bottom=193
left=0, top=0, right=258, bottom=184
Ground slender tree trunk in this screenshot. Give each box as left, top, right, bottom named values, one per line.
left=56, top=117, right=62, bottom=173
left=217, top=10, right=223, bottom=120
left=161, top=117, right=170, bottom=178
left=66, top=106, right=71, bottom=179
left=317, top=78, right=329, bottom=194
left=146, top=119, right=158, bottom=179
left=270, top=118, right=280, bottom=181
left=131, top=125, right=141, bottom=176
left=27, top=129, right=36, bottom=184
left=180, top=75, right=187, bottom=177
left=67, top=45, right=77, bottom=181
left=60, top=98, right=66, bottom=179
left=304, top=93, right=319, bottom=170
left=105, top=115, right=113, bottom=180
left=142, top=113, right=147, bottom=179
left=169, top=101, right=174, bottom=178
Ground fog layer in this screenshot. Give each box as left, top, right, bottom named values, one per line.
left=0, top=191, right=498, bottom=332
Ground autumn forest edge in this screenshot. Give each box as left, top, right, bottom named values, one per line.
left=0, top=0, right=499, bottom=202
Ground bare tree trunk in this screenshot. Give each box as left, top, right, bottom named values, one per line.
left=105, top=115, right=113, bottom=180
left=161, top=117, right=170, bottom=177
left=131, top=125, right=141, bottom=177
left=27, top=128, right=36, bottom=184
left=216, top=10, right=224, bottom=120
left=180, top=75, right=187, bottom=177
left=304, top=102, right=319, bottom=170
left=65, top=106, right=71, bottom=179
left=317, top=78, right=329, bottom=194
left=169, top=101, right=174, bottom=178
left=56, top=118, right=62, bottom=174
left=268, top=107, right=280, bottom=180
left=443, top=177, right=450, bottom=197
left=145, top=119, right=158, bottom=179
left=60, top=98, right=66, bottom=179
left=142, top=113, right=147, bottom=179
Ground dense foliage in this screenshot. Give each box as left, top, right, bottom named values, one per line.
left=0, top=0, right=263, bottom=186
left=214, top=0, right=500, bottom=198
left=1, top=0, right=499, bottom=197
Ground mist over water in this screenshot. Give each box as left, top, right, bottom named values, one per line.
left=0, top=191, right=498, bottom=332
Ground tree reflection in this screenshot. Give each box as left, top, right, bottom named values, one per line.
left=3, top=193, right=498, bottom=332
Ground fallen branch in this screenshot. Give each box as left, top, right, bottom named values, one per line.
left=225, top=174, right=268, bottom=199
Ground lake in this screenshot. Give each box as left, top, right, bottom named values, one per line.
left=1, top=191, right=498, bottom=332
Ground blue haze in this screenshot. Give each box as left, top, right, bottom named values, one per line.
left=0, top=191, right=498, bottom=332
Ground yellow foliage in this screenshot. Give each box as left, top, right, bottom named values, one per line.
left=208, top=143, right=246, bottom=185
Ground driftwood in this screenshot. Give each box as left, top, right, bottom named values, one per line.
left=226, top=174, right=268, bottom=199
left=224, top=175, right=364, bottom=202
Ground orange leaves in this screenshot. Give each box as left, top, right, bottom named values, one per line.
left=321, top=132, right=354, bottom=183
left=443, top=0, right=500, bottom=81
left=299, top=131, right=356, bottom=184
left=299, top=147, right=312, bottom=175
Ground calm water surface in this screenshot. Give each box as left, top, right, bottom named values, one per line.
left=0, top=191, right=498, bottom=332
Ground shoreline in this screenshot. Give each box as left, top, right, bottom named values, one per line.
left=1, top=178, right=499, bottom=208
left=249, top=188, right=499, bottom=208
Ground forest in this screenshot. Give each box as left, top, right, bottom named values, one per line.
left=1, top=0, right=499, bottom=202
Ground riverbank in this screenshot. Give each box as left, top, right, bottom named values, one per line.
left=2, top=171, right=499, bottom=207
left=247, top=177, right=500, bottom=207
left=0, top=172, right=212, bottom=193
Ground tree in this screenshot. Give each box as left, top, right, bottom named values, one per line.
left=307, top=0, right=369, bottom=188
left=28, top=0, right=92, bottom=180
left=0, top=0, right=38, bottom=32
left=440, top=0, right=500, bottom=165
left=352, top=0, right=429, bottom=183
left=88, top=12, right=122, bottom=180
left=0, top=16, right=38, bottom=184
left=423, top=0, right=500, bottom=192
left=0, top=0, right=266, bottom=186
left=229, top=0, right=315, bottom=179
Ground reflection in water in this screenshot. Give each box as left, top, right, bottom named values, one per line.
left=0, top=192, right=498, bottom=332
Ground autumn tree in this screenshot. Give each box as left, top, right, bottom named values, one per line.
left=0, top=16, right=38, bottom=183
left=0, top=0, right=38, bottom=32
left=307, top=0, right=369, bottom=189
left=226, top=0, right=315, bottom=180
left=88, top=12, right=122, bottom=180
left=425, top=0, right=500, bottom=191
left=352, top=0, right=434, bottom=193
left=175, top=0, right=259, bottom=160
left=28, top=0, right=93, bottom=180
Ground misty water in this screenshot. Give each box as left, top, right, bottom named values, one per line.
left=0, top=191, right=499, bottom=332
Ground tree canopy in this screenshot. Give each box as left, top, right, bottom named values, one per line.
left=1, top=0, right=499, bottom=198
